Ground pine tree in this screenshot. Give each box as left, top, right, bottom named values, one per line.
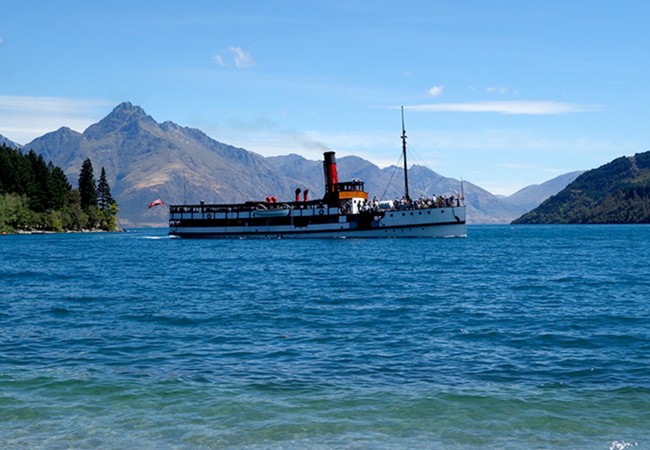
left=78, top=158, right=97, bottom=211
left=0, top=144, right=17, bottom=194
left=48, top=165, right=72, bottom=210
left=26, top=150, right=50, bottom=212
left=97, top=167, right=114, bottom=210
left=15, top=154, right=35, bottom=197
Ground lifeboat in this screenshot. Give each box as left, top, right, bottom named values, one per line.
left=252, top=204, right=292, bottom=218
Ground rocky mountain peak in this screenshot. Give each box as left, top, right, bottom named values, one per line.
left=109, top=101, right=148, bottom=120
left=83, top=101, right=157, bottom=139
left=53, top=126, right=81, bottom=137
left=27, top=126, right=82, bottom=147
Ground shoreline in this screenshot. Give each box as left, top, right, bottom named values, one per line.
left=2, top=227, right=126, bottom=235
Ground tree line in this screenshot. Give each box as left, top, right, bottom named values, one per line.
left=0, top=143, right=119, bottom=232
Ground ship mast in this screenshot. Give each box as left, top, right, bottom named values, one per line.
left=401, top=106, right=410, bottom=201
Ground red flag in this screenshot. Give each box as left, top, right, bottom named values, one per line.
left=148, top=198, right=164, bottom=209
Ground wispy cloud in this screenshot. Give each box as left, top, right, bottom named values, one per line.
left=213, top=54, right=225, bottom=66
left=214, top=46, right=255, bottom=69
left=427, top=85, right=444, bottom=97
left=486, top=86, right=518, bottom=95
left=0, top=37, right=4, bottom=44
left=0, top=95, right=113, bottom=143
left=407, top=101, right=602, bottom=115
left=230, top=46, right=254, bottom=68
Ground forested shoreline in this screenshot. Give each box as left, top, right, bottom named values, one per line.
left=0, top=143, right=119, bottom=233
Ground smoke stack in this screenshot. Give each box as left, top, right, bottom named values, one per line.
left=295, top=188, right=301, bottom=202
left=323, top=151, right=339, bottom=194
left=303, top=189, right=309, bottom=202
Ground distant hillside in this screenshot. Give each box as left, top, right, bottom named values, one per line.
left=512, top=151, right=650, bottom=224
left=22, top=101, right=546, bottom=225
left=506, top=170, right=583, bottom=211
left=0, top=134, right=20, bottom=149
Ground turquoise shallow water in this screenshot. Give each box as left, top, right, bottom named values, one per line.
left=1, top=225, right=649, bottom=449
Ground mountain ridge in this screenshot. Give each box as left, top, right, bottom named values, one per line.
left=19, top=102, right=572, bottom=226
left=0, top=134, right=22, bottom=149
left=506, top=170, right=584, bottom=211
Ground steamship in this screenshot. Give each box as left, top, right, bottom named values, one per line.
left=168, top=112, right=466, bottom=238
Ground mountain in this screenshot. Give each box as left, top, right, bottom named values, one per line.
left=506, top=170, right=584, bottom=211
left=512, top=151, right=650, bottom=224
left=22, top=101, right=545, bottom=226
left=25, top=102, right=293, bottom=225
left=0, top=134, right=21, bottom=149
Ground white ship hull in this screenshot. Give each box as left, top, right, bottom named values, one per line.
left=169, top=204, right=466, bottom=239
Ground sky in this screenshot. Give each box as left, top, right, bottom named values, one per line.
left=2, top=0, right=650, bottom=195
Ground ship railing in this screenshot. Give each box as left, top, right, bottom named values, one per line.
left=338, top=195, right=466, bottom=215
left=375, top=195, right=464, bottom=212
left=169, top=199, right=331, bottom=215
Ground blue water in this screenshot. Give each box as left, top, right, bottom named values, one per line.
left=1, top=225, right=649, bottom=449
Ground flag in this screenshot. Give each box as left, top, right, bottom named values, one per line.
left=148, top=198, right=164, bottom=209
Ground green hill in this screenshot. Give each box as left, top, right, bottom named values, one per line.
left=512, top=151, right=650, bottom=224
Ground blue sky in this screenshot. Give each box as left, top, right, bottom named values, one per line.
left=1, top=1, right=649, bottom=195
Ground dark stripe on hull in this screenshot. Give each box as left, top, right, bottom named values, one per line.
left=170, top=220, right=466, bottom=239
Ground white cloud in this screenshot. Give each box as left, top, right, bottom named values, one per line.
left=427, top=85, right=444, bottom=97
left=214, top=46, right=255, bottom=69
left=229, top=46, right=254, bottom=68
left=486, top=86, right=518, bottom=95
left=486, top=86, right=509, bottom=95
left=213, top=54, right=225, bottom=66
left=407, top=100, right=602, bottom=115
left=0, top=95, right=113, bottom=144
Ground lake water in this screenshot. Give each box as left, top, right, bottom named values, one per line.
left=1, top=225, right=649, bottom=449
